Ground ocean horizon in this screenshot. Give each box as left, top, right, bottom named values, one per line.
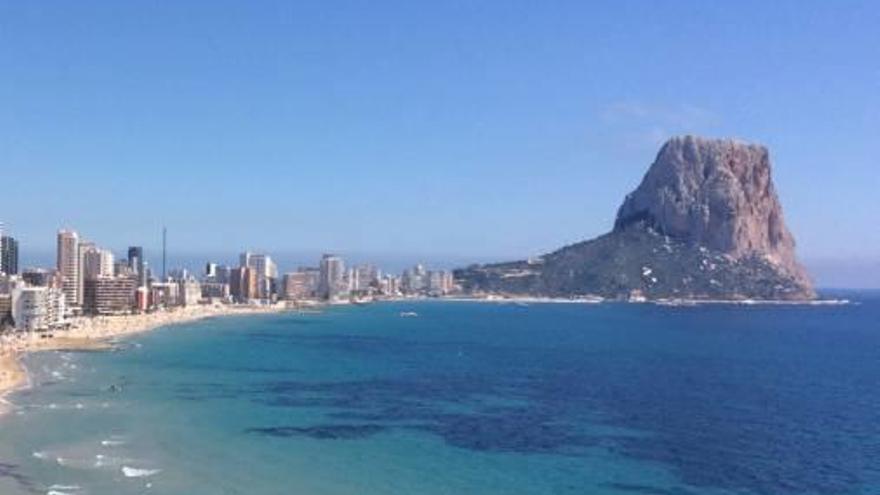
left=0, top=291, right=878, bottom=494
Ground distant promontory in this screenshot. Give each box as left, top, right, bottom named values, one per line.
left=455, top=136, right=815, bottom=300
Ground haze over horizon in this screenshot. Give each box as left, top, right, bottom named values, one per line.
left=2, top=1, right=878, bottom=287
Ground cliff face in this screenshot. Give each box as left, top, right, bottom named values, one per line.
left=455, top=136, right=815, bottom=300
left=614, top=136, right=811, bottom=287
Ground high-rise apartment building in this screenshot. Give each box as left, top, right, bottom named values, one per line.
left=56, top=230, right=81, bottom=307
left=318, top=254, right=345, bottom=300
left=211, top=265, right=231, bottom=284
left=10, top=286, right=65, bottom=331
left=240, top=252, right=278, bottom=299
left=353, top=264, right=379, bottom=292
left=127, top=246, right=145, bottom=286
left=239, top=251, right=253, bottom=269
left=230, top=266, right=257, bottom=302
left=82, top=246, right=115, bottom=280
left=1, top=236, right=19, bottom=275
left=427, top=270, right=455, bottom=295
left=12, top=287, right=48, bottom=331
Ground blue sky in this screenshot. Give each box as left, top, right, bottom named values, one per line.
left=1, top=1, right=878, bottom=285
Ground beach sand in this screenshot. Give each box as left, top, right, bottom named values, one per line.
left=0, top=303, right=287, bottom=411
left=0, top=351, right=27, bottom=415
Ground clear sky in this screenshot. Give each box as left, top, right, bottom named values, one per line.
left=1, top=1, right=878, bottom=285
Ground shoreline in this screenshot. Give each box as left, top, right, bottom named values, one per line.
left=0, top=303, right=287, bottom=412
left=0, top=351, right=28, bottom=416
left=438, top=295, right=851, bottom=306
left=0, top=294, right=853, bottom=413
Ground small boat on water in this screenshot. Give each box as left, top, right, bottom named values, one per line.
left=399, top=311, right=419, bottom=318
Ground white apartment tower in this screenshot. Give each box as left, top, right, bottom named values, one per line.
left=241, top=252, right=278, bottom=300
left=241, top=252, right=278, bottom=279
left=57, top=230, right=81, bottom=307
left=82, top=246, right=115, bottom=280
left=318, top=254, right=345, bottom=300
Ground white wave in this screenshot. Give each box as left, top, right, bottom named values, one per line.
left=47, top=485, right=82, bottom=495
left=122, top=466, right=161, bottom=478
left=92, top=453, right=130, bottom=469
left=101, top=439, right=125, bottom=447
left=32, top=451, right=48, bottom=460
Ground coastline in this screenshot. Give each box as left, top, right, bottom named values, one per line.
left=0, top=303, right=287, bottom=413
left=440, top=295, right=851, bottom=306
left=0, top=351, right=27, bottom=416
left=0, top=294, right=852, bottom=413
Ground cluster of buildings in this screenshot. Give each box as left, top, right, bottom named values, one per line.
left=281, top=255, right=456, bottom=302
left=206, top=253, right=456, bottom=304
left=0, top=226, right=213, bottom=332
left=0, top=228, right=166, bottom=332
left=0, top=223, right=64, bottom=331
left=0, top=224, right=459, bottom=333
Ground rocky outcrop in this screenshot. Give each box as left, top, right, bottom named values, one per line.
left=614, top=136, right=811, bottom=287
left=455, top=136, right=815, bottom=300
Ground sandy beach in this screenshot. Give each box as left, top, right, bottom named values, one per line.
left=0, top=303, right=287, bottom=409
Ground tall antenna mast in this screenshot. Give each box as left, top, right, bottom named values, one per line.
left=162, top=226, right=167, bottom=281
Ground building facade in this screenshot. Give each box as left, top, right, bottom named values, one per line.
left=241, top=253, right=278, bottom=300
left=56, top=230, right=81, bottom=307
left=21, top=268, right=59, bottom=288
left=149, top=282, right=179, bottom=308
left=230, top=266, right=257, bottom=302
left=83, top=276, right=136, bottom=315
left=178, top=279, right=202, bottom=306
left=201, top=281, right=230, bottom=300
left=1, top=236, right=19, bottom=275
left=12, top=287, right=47, bottom=331
left=282, top=270, right=318, bottom=300
left=128, top=246, right=149, bottom=287
left=82, top=246, right=115, bottom=280
left=10, top=287, right=65, bottom=331
left=0, top=294, right=12, bottom=328
left=318, top=254, right=345, bottom=300
left=353, top=264, right=379, bottom=292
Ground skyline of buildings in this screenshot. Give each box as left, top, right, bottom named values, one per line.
left=0, top=222, right=460, bottom=333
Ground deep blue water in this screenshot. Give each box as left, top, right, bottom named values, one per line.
left=1, top=292, right=879, bottom=494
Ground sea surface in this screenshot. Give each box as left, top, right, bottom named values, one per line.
left=0, top=292, right=878, bottom=495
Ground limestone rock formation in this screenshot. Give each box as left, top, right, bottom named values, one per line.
left=455, top=136, right=815, bottom=300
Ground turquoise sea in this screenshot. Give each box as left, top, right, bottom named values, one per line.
left=0, top=293, right=878, bottom=495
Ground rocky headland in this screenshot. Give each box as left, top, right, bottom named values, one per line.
left=455, top=136, right=815, bottom=300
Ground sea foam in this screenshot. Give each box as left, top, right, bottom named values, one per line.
left=122, top=466, right=161, bottom=478
left=47, top=484, right=81, bottom=495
